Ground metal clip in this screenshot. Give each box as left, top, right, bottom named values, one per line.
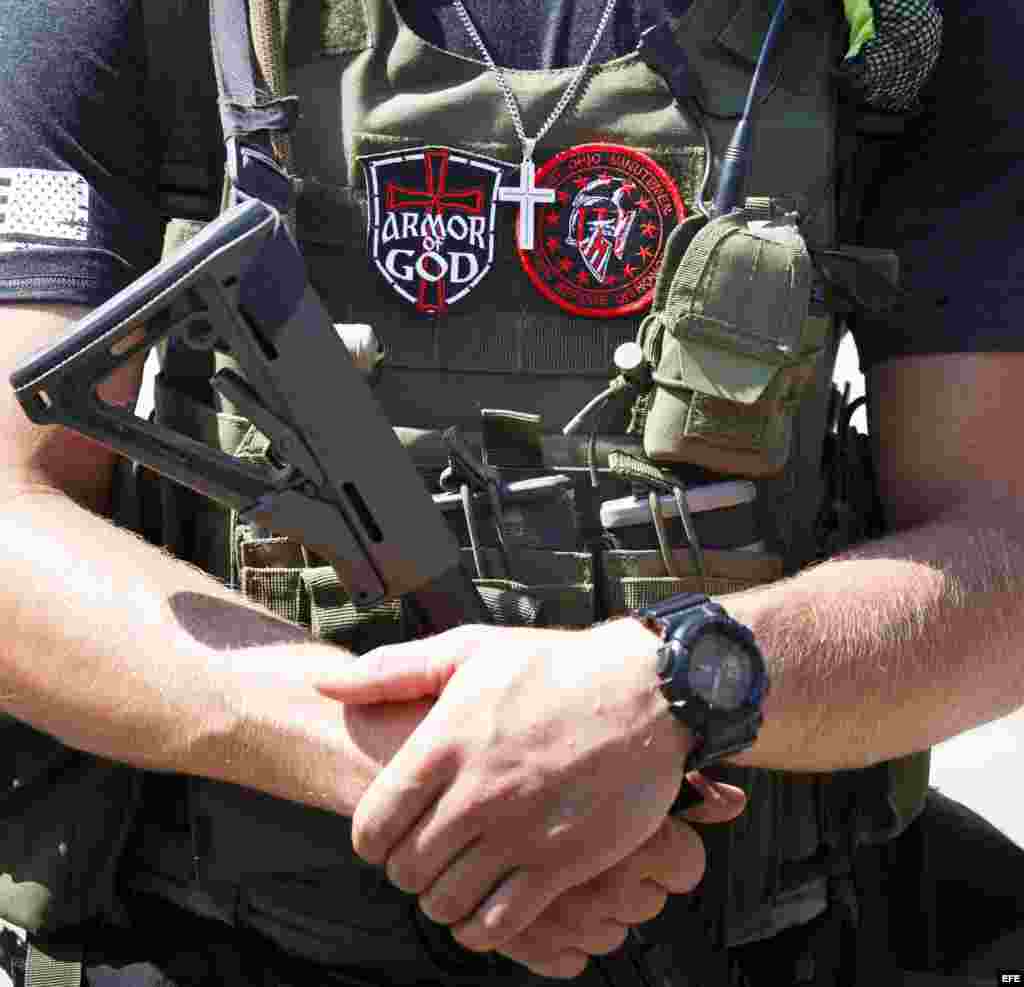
left=442, top=427, right=513, bottom=580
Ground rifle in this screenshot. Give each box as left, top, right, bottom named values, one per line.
left=10, top=187, right=709, bottom=765
left=10, top=197, right=489, bottom=633
left=10, top=196, right=706, bottom=985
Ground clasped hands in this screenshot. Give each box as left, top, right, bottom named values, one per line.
left=322, top=620, right=746, bottom=979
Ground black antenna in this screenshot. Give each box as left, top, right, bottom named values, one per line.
left=712, top=0, right=789, bottom=216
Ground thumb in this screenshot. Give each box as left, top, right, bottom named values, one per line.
left=315, top=629, right=472, bottom=704
left=676, top=772, right=747, bottom=826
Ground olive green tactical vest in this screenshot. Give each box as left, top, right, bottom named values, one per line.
left=0, top=0, right=930, bottom=972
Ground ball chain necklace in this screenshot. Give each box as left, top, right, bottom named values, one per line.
left=451, top=0, right=620, bottom=250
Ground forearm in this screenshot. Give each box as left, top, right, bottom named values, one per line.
left=722, top=495, right=1024, bottom=770
left=0, top=483, right=420, bottom=816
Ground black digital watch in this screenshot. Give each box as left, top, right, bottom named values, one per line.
left=636, top=591, right=769, bottom=773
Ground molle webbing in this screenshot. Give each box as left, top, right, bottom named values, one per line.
left=223, top=407, right=782, bottom=641
left=236, top=536, right=783, bottom=645
left=131, top=0, right=932, bottom=969
left=24, top=941, right=83, bottom=987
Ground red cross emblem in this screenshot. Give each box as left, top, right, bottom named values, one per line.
left=362, top=146, right=506, bottom=315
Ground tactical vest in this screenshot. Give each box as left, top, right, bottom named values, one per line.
left=0, top=0, right=931, bottom=979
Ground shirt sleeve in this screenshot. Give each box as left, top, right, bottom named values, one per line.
left=852, top=0, right=1024, bottom=371
left=0, top=0, right=166, bottom=307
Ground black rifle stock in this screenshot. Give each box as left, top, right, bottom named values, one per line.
left=10, top=198, right=488, bottom=631
left=10, top=197, right=706, bottom=832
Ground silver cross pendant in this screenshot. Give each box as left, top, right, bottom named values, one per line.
left=498, top=142, right=555, bottom=251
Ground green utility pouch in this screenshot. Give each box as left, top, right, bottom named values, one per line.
left=637, top=209, right=828, bottom=478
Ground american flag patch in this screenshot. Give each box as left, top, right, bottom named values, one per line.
left=0, top=168, right=90, bottom=241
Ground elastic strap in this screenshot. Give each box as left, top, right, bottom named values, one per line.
left=26, top=940, right=82, bottom=987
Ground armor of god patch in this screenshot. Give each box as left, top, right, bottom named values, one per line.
left=516, top=144, right=686, bottom=319
left=361, top=146, right=506, bottom=316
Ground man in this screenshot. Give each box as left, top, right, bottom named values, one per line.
left=321, top=7, right=1024, bottom=981
left=0, top=0, right=1021, bottom=985
left=0, top=2, right=754, bottom=982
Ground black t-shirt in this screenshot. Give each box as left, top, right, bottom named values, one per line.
left=397, top=0, right=694, bottom=69
left=0, top=0, right=1020, bottom=371
left=0, top=1, right=165, bottom=302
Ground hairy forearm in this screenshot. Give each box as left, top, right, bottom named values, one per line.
left=0, top=484, right=424, bottom=816
left=724, top=495, right=1024, bottom=771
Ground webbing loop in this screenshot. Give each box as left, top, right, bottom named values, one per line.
left=209, top=0, right=299, bottom=206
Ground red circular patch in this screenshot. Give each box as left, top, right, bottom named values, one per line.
left=516, top=143, right=687, bottom=319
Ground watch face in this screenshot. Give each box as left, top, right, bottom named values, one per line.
left=687, top=631, right=754, bottom=710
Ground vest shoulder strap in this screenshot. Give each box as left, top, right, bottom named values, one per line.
left=140, top=0, right=224, bottom=221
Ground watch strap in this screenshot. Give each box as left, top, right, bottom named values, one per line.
left=637, top=591, right=766, bottom=779
left=638, top=592, right=709, bottom=629
left=685, top=712, right=763, bottom=772
left=669, top=777, right=705, bottom=814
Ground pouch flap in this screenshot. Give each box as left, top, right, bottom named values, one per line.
left=660, top=214, right=812, bottom=365
left=671, top=0, right=837, bottom=117
left=716, top=0, right=792, bottom=65
left=0, top=875, right=50, bottom=932
left=284, top=0, right=372, bottom=61
left=674, top=338, right=778, bottom=405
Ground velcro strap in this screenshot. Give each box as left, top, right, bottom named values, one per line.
left=210, top=0, right=301, bottom=208
left=210, top=0, right=297, bottom=140
left=229, top=144, right=296, bottom=210
left=811, top=247, right=905, bottom=315
left=607, top=450, right=679, bottom=493
left=296, top=564, right=548, bottom=651
left=219, top=98, right=299, bottom=141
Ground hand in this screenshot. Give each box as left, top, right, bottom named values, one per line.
left=493, top=783, right=747, bottom=979
left=321, top=618, right=697, bottom=951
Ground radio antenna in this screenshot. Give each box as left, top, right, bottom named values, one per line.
left=712, top=0, right=789, bottom=216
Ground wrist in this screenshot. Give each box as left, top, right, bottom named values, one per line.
left=591, top=616, right=696, bottom=766
left=631, top=592, right=769, bottom=773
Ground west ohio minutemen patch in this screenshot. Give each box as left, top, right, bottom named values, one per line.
left=516, top=144, right=687, bottom=319
left=362, top=146, right=506, bottom=316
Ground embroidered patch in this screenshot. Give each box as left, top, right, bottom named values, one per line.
left=362, top=147, right=506, bottom=316
left=0, top=169, right=90, bottom=242
left=516, top=144, right=687, bottom=319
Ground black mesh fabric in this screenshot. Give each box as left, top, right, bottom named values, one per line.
left=843, top=0, right=943, bottom=112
